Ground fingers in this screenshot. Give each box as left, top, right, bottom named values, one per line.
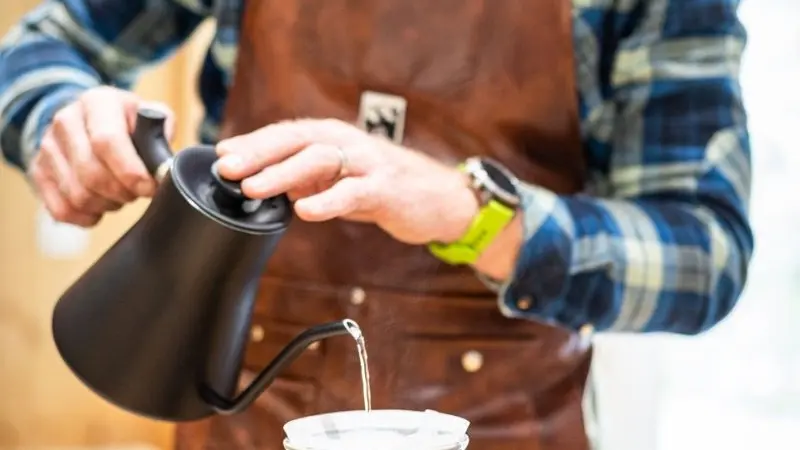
left=38, top=135, right=122, bottom=216
left=241, top=144, right=343, bottom=199
left=29, top=86, right=170, bottom=227
left=29, top=156, right=102, bottom=228
left=294, top=177, right=376, bottom=222
left=81, top=89, right=156, bottom=197
left=51, top=104, right=137, bottom=204
left=214, top=118, right=382, bottom=222
left=216, top=120, right=322, bottom=180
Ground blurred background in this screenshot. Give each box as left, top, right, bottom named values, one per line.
left=590, top=0, right=800, bottom=449
left=0, top=0, right=796, bottom=449
left=0, top=2, right=215, bottom=448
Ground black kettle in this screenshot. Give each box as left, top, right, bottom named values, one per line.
left=51, top=107, right=356, bottom=422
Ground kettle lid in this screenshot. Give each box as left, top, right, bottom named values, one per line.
left=170, top=146, right=292, bottom=235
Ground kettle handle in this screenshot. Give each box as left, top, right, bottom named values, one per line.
left=131, top=108, right=174, bottom=181
left=200, top=320, right=354, bottom=415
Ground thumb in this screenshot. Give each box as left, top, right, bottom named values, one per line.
left=294, top=177, right=371, bottom=222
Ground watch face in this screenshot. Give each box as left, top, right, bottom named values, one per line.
left=482, top=159, right=519, bottom=197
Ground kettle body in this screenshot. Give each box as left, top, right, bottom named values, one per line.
left=53, top=146, right=292, bottom=421
left=52, top=109, right=355, bottom=422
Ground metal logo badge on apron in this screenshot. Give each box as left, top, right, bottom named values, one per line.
left=357, top=91, right=407, bottom=144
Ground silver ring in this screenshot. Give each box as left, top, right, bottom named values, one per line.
left=335, top=146, right=349, bottom=179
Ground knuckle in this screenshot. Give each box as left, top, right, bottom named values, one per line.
left=82, top=85, right=115, bottom=100
left=322, top=118, right=354, bottom=137
left=51, top=109, right=68, bottom=127
left=89, top=178, right=128, bottom=202
left=86, top=215, right=102, bottom=227
left=28, top=170, right=47, bottom=192
left=356, top=179, right=378, bottom=205
left=285, top=121, right=312, bottom=140
left=118, top=167, right=148, bottom=188
left=49, top=205, right=71, bottom=222
left=321, top=118, right=343, bottom=127
left=113, top=184, right=136, bottom=202
left=75, top=164, right=106, bottom=189
left=350, top=182, right=367, bottom=201
left=39, top=126, right=58, bottom=146
left=68, top=186, right=94, bottom=209
left=31, top=180, right=48, bottom=197
left=50, top=108, right=74, bottom=133
left=106, top=201, right=123, bottom=212
left=305, top=144, right=339, bottom=170
left=39, top=141, right=61, bottom=163
left=89, top=131, right=115, bottom=154
left=304, top=143, right=329, bottom=159
left=47, top=116, right=72, bottom=137
left=96, top=85, right=117, bottom=95
left=28, top=156, right=45, bottom=176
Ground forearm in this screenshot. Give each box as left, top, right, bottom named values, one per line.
left=0, top=0, right=207, bottom=170
left=476, top=180, right=752, bottom=335
left=0, top=33, right=102, bottom=170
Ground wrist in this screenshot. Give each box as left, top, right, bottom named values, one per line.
left=432, top=169, right=481, bottom=243
left=472, top=214, right=523, bottom=281
left=427, top=157, right=521, bottom=268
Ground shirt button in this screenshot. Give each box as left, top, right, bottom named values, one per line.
left=516, top=296, right=533, bottom=311
left=350, top=287, right=366, bottom=305
left=250, top=325, right=265, bottom=343
left=461, top=350, right=484, bottom=373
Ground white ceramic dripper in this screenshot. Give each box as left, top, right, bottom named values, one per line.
left=283, top=409, right=470, bottom=450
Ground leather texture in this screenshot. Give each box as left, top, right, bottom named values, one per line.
left=176, top=0, right=592, bottom=448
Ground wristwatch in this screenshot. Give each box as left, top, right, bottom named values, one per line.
left=427, top=157, right=521, bottom=265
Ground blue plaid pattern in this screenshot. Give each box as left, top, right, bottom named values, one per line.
left=0, top=0, right=754, bottom=335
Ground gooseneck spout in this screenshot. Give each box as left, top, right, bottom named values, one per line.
left=200, top=320, right=355, bottom=415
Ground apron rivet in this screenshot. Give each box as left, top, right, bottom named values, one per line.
left=350, top=287, right=366, bottom=305
left=516, top=296, right=534, bottom=310
left=461, top=350, right=484, bottom=373
left=250, top=325, right=265, bottom=343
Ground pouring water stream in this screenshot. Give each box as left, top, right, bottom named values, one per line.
left=283, top=319, right=471, bottom=449
left=343, top=319, right=372, bottom=412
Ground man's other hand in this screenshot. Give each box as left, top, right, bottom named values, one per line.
left=28, top=86, right=174, bottom=227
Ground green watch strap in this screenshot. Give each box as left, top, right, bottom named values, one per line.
left=427, top=198, right=516, bottom=265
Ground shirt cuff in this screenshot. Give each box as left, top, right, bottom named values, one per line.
left=20, top=84, right=89, bottom=170
left=486, top=182, right=581, bottom=329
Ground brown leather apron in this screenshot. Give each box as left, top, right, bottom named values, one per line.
left=176, top=0, right=592, bottom=448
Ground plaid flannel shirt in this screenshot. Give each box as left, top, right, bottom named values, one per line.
left=0, top=0, right=754, bottom=335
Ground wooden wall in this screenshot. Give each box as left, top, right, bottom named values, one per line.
left=0, top=3, right=213, bottom=448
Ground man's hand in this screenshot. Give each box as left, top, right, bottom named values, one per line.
left=28, top=86, right=174, bottom=227
left=216, top=118, right=480, bottom=245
